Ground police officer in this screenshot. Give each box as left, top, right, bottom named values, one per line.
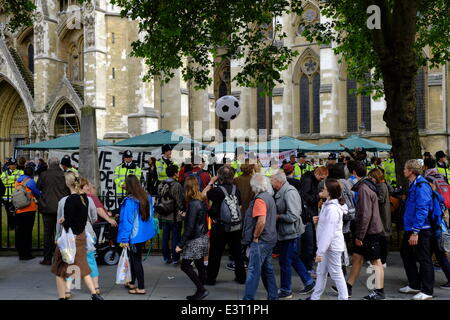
left=156, top=144, right=179, bottom=181
left=60, top=155, right=78, bottom=174
left=114, top=150, right=142, bottom=203
left=231, top=146, right=245, bottom=178
left=327, top=153, right=337, bottom=166
left=436, top=150, right=450, bottom=183
left=293, top=152, right=313, bottom=180
left=382, top=151, right=396, bottom=186
left=1, top=158, right=24, bottom=230
left=264, top=158, right=279, bottom=177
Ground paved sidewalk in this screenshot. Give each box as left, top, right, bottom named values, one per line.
left=0, top=252, right=449, bottom=300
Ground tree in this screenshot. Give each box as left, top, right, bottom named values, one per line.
left=301, top=0, right=449, bottom=188
left=0, top=0, right=35, bottom=31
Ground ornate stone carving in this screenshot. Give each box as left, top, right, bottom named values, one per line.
left=301, top=58, right=318, bottom=75
left=35, top=11, right=45, bottom=55
left=83, top=2, right=96, bottom=48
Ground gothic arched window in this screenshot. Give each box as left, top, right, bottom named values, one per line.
left=299, top=56, right=320, bottom=134
left=55, top=104, right=80, bottom=136
left=28, top=44, right=34, bottom=74
left=347, top=79, right=372, bottom=133
left=416, top=68, right=426, bottom=130
left=257, top=87, right=272, bottom=131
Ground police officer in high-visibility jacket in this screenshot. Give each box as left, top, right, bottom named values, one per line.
left=114, top=150, right=142, bottom=203
left=436, top=150, right=450, bottom=184
left=264, top=158, right=280, bottom=177
left=382, top=152, right=396, bottom=186
left=293, top=152, right=313, bottom=180
left=156, top=144, right=179, bottom=181
left=0, top=158, right=24, bottom=230
left=60, top=155, right=78, bottom=174
left=231, top=146, right=245, bottom=178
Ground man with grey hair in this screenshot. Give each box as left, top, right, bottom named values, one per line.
left=37, top=157, right=70, bottom=265
left=242, top=174, right=278, bottom=300
left=399, top=159, right=434, bottom=300
left=271, top=170, right=315, bottom=298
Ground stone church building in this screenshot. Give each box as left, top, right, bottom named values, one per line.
left=0, top=0, right=449, bottom=161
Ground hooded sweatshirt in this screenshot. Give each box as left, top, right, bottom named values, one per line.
left=316, top=199, right=347, bottom=256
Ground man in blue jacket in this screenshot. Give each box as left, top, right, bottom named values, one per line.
left=399, top=159, right=434, bottom=300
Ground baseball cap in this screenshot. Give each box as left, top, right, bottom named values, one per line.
left=283, top=164, right=294, bottom=175
left=61, top=155, right=71, bottom=167
left=123, top=150, right=133, bottom=158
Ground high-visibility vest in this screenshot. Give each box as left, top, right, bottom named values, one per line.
left=382, top=158, right=396, bottom=185
left=1, top=169, right=24, bottom=200
left=437, top=163, right=450, bottom=184
left=156, top=158, right=179, bottom=181
left=113, top=164, right=142, bottom=196
left=231, top=160, right=243, bottom=177
left=64, top=167, right=78, bottom=174
left=293, top=163, right=313, bottom=180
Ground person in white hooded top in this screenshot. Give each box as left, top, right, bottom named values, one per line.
left=309, top=179, right=349, bottom=300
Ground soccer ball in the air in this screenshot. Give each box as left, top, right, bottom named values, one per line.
left=215, top=95, right=241, bottom=121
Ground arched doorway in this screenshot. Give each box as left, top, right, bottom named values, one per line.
left=0, top=79, right=30, bottom=161
left=54, top=103, right=80, bottom=137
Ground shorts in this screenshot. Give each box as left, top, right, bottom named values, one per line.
left=353, top=234, right=381, bottom=261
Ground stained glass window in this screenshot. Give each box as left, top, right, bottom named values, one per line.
left=313, top=74, right=320, bottom=133
left=361, top=95, right=371, bottom=132
left=300, top=75, right=310, bottom=134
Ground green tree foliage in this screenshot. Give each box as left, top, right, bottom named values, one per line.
left=0, top=0, right=36, bottom=32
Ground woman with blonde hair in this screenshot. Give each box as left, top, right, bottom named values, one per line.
left=176, top=176, right=209, bottom=300
left=52, top=171, right=103, bottom=300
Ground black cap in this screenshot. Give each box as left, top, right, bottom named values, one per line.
left=7, top=158, right=17, bottom=165
left=297, top=152, right=306, bottom=158
left=423, top=152, right=432, bottom=158
left=123, top=150, right=133, bottom=158
left=328, top=153, right=337, bottom=160
left=162, top=144, right=172, bottom=153
left=61, top=155, right=71, bottom=167
left=436, top=150, right=446, bottom=160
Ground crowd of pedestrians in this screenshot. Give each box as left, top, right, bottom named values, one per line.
left=1, top=147, right=450, bottom=301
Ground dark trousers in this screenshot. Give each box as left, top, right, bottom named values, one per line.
left=207, top=225, right=246, bottom=284
left=4, top=201, right=15, bottom=230
left=42, top=214, right=57, bottom=261
left=129, top=243, right=145, bottom=289
left=400, top=229, right=434, bottom=295
left=162, top=220, right=182, bottom=262
left=431, top=236, right=450, bottom=282
left=299, top=222, right=316, bottom=271
left=380, top=236, right=389, bottom=265
left=181, top=258, right=206, bottom=292
left=15, top=211, right=36, bottom=258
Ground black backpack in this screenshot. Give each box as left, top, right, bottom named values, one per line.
left=154, top=180, right=175, bottom=217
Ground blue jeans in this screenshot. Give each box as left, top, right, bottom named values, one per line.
left=279, top=238, right=314, bottom=294
left=299, top=222, right=315, bottom=271
left=243, top=241, right=278, bottom=300
left=162, top=220, right=182, bottom=262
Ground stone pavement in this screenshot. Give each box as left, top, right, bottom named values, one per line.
left=0, top=252, right=449, bottom=300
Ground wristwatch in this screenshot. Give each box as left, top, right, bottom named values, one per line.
left=412, top=231, right=419, bottom=236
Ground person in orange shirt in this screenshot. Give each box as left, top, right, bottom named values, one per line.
left=14, top=166, right=41, bottom=260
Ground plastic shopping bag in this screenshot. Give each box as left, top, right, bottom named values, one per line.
left=86, top=232, right=96, bottom=253
left=115, top=249, right=131, bottom=284
left=57, top=228, right=76, bottom=264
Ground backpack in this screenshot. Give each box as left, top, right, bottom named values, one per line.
left=426, top=173, right=450, bottom=209
left=11, top=178, right=32, bottom=210
left=219, top=185, right=242, bottom=232
left=339, top=179, right=356, bottom=222
left=418, top=181, right=450, bottom=252
left=154, top=180, right=175, bottom=218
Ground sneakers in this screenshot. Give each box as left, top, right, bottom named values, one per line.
left=226, top=262, right=248, bottom=271
left=331, top=283, right=352, bottom=298
left=299, top=282, right=315, bottom=295
left=440, top=282, right=450, bottom=290
left=91, top=294, right=104, bottom=300
left=278, top=290, right=293, bottom=299
left=164, top=259, right=173, bottom=264
left=363, top=291, right=386, bottom=300
left=172, top=260, right=180, bottom=265
left=187, top=289, right=210, bottom=300
left=412, top=292, right=433, bottom=300
left=398, top=286, right=420, bottom=294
